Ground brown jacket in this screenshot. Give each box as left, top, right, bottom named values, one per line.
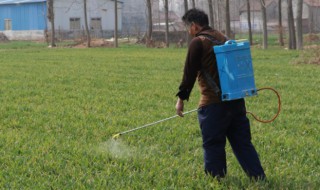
left=176, top=26, right=228, bottom=107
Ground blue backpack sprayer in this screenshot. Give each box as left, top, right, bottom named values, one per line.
left=112, top=40, right=281, bottom=139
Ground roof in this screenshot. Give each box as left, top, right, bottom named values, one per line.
left=152, top=11, right=180, bottom=23
left=0, top=0, right=46, bottom=5
left=239, top=0, right=275, bottom=12
left=304, top=0, right=320, bottom=7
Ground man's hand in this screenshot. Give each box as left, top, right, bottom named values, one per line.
left=175, top=98, right=184, bottom=117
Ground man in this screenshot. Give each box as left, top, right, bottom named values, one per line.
left=175, top=9, right=266, bottom=180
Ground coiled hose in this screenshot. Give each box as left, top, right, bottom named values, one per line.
left=246, top=87, right=281, bottom=123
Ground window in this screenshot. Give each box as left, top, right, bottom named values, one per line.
left=4, top=19, right=12, bottom=30
left=90, top=18, right=102, bottom=30
left=70, top=18, right=80, bottom=30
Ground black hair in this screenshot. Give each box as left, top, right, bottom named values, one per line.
left=182, top=8, right=209, bottom=27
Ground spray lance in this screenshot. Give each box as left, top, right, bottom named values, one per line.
left=112, top=109, right=198, bottom=139
left=112, top=40, right=282, bottom=139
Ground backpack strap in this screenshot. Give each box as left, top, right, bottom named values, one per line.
left=198, top=33, right=225, bottom=46
left=198, top=34, right=224, bottom=96
left=201, top=68, right=221, bottom=96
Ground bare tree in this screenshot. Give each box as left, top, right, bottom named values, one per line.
left=114, top=0, right=118, bottom=48
left=215, top=0, right=222, bottom=31
left=184, top=0, right=190, bottom=44
left=146, top=0, right=153, bottom=47
left=184, top=0, right=188, bottom=16
left=83, top=0, right=91, bottom=47
left=191, top=0, right=196, bottom=8
left=164, top=0, right=169, bottom=47
left=287, top=0, right=296, bottom=49
left=296, top=0, right=303, bottom=50
left=260, top=0, right=268, bottom=49
left=247, top=0, right=253, bottom=45
left=225, top=0, right=231, bottom=38
left=47, top=0, right=56, bottom=47
left=308, top=4, right=314, bottom=34
left=208, top=0, right=214, bottom=28
left=278, top=0, right=284, bottom=46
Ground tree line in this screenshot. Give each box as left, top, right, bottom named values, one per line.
left=46, top=0, right=307, bottom=50
left=145, top=0, right=305, bottom=50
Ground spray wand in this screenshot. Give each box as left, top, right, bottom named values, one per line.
left=112, top=109, right=198, bottom=139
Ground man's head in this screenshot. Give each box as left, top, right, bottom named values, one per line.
left=182, top=9, right=209, bottom=36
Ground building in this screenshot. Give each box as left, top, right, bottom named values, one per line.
left=239, top=0, right=278, bottom=32
left=121, top=0, right=146, bottom=36
left=239, top=0, right=320, bottom=33
left=52, top=0, right=123, bottom=39
left=0, top=0, right=123, bottom=40
left=0, top=0, right=46, bottom=40
left=304, top=0, right=320, bottom=33
left=152, top=11, right=183, bottom=32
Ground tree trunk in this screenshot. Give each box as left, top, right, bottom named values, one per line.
left=287, top=0, right=296, bottom=49
left=47, top=0, right=56, bottom=47
left=184, top=0, right=188, bottom=13
left=247, top=0, right=253, bottom=45
left=83, top=0, right=91, bottom=47
left=308, top=5, right=314, bottom=34
left=114, top=0, right=118, bottom=48
left=296, top=0, right=303, bottom=50
left=225, top=0, right=231, bottom=38
left=216, top=0, right=221, bottom=31
left=146, top=0, right=153, bottom=47
left=208, top=0, right=214, bottom=28
left=191, top=0, right=195, bottom=8
left=278, top=0, right=284, bottom=46
left=164, top=0, right=169, bottom=47
left=261, top=0, right=268, bottom=49
left=184, top=0, right=190, bottom=45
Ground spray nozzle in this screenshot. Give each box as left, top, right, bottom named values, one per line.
left=112, top=133, right=121, bottom=139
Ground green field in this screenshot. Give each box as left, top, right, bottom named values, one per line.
left=0, top=42, right=319, bottom=189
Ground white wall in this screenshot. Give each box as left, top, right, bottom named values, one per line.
left=3, top=30, right=44, bottom=40
left=121, top=0, right=146, bottom=34
left=50, top=0, right=122, bottom=31
left=239, top=11, right=263, bottom=32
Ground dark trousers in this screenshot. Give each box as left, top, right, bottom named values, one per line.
left=197, top=99, right=266, bottom=180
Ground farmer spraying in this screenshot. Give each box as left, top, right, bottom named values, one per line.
left=175, top=9, right=266, bottom=180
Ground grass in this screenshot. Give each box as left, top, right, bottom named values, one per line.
left=0, top=41, right=319, bottom=189
left=236, top=33, right=320, bottom=46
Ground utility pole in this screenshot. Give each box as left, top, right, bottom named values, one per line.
left=225, top=0, right=231, bottom=38
left=184, top=0, right=190, bottom=45
left=114, top=0, right=118, bottom=48
left=261, top=0, right=268, bottom=49
left=278, top=0, right=284, bottom=46
left=84, top=0, right=91, bottom=47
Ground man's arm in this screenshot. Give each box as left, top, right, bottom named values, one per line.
left=176, top=37, right=203, bottom=116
